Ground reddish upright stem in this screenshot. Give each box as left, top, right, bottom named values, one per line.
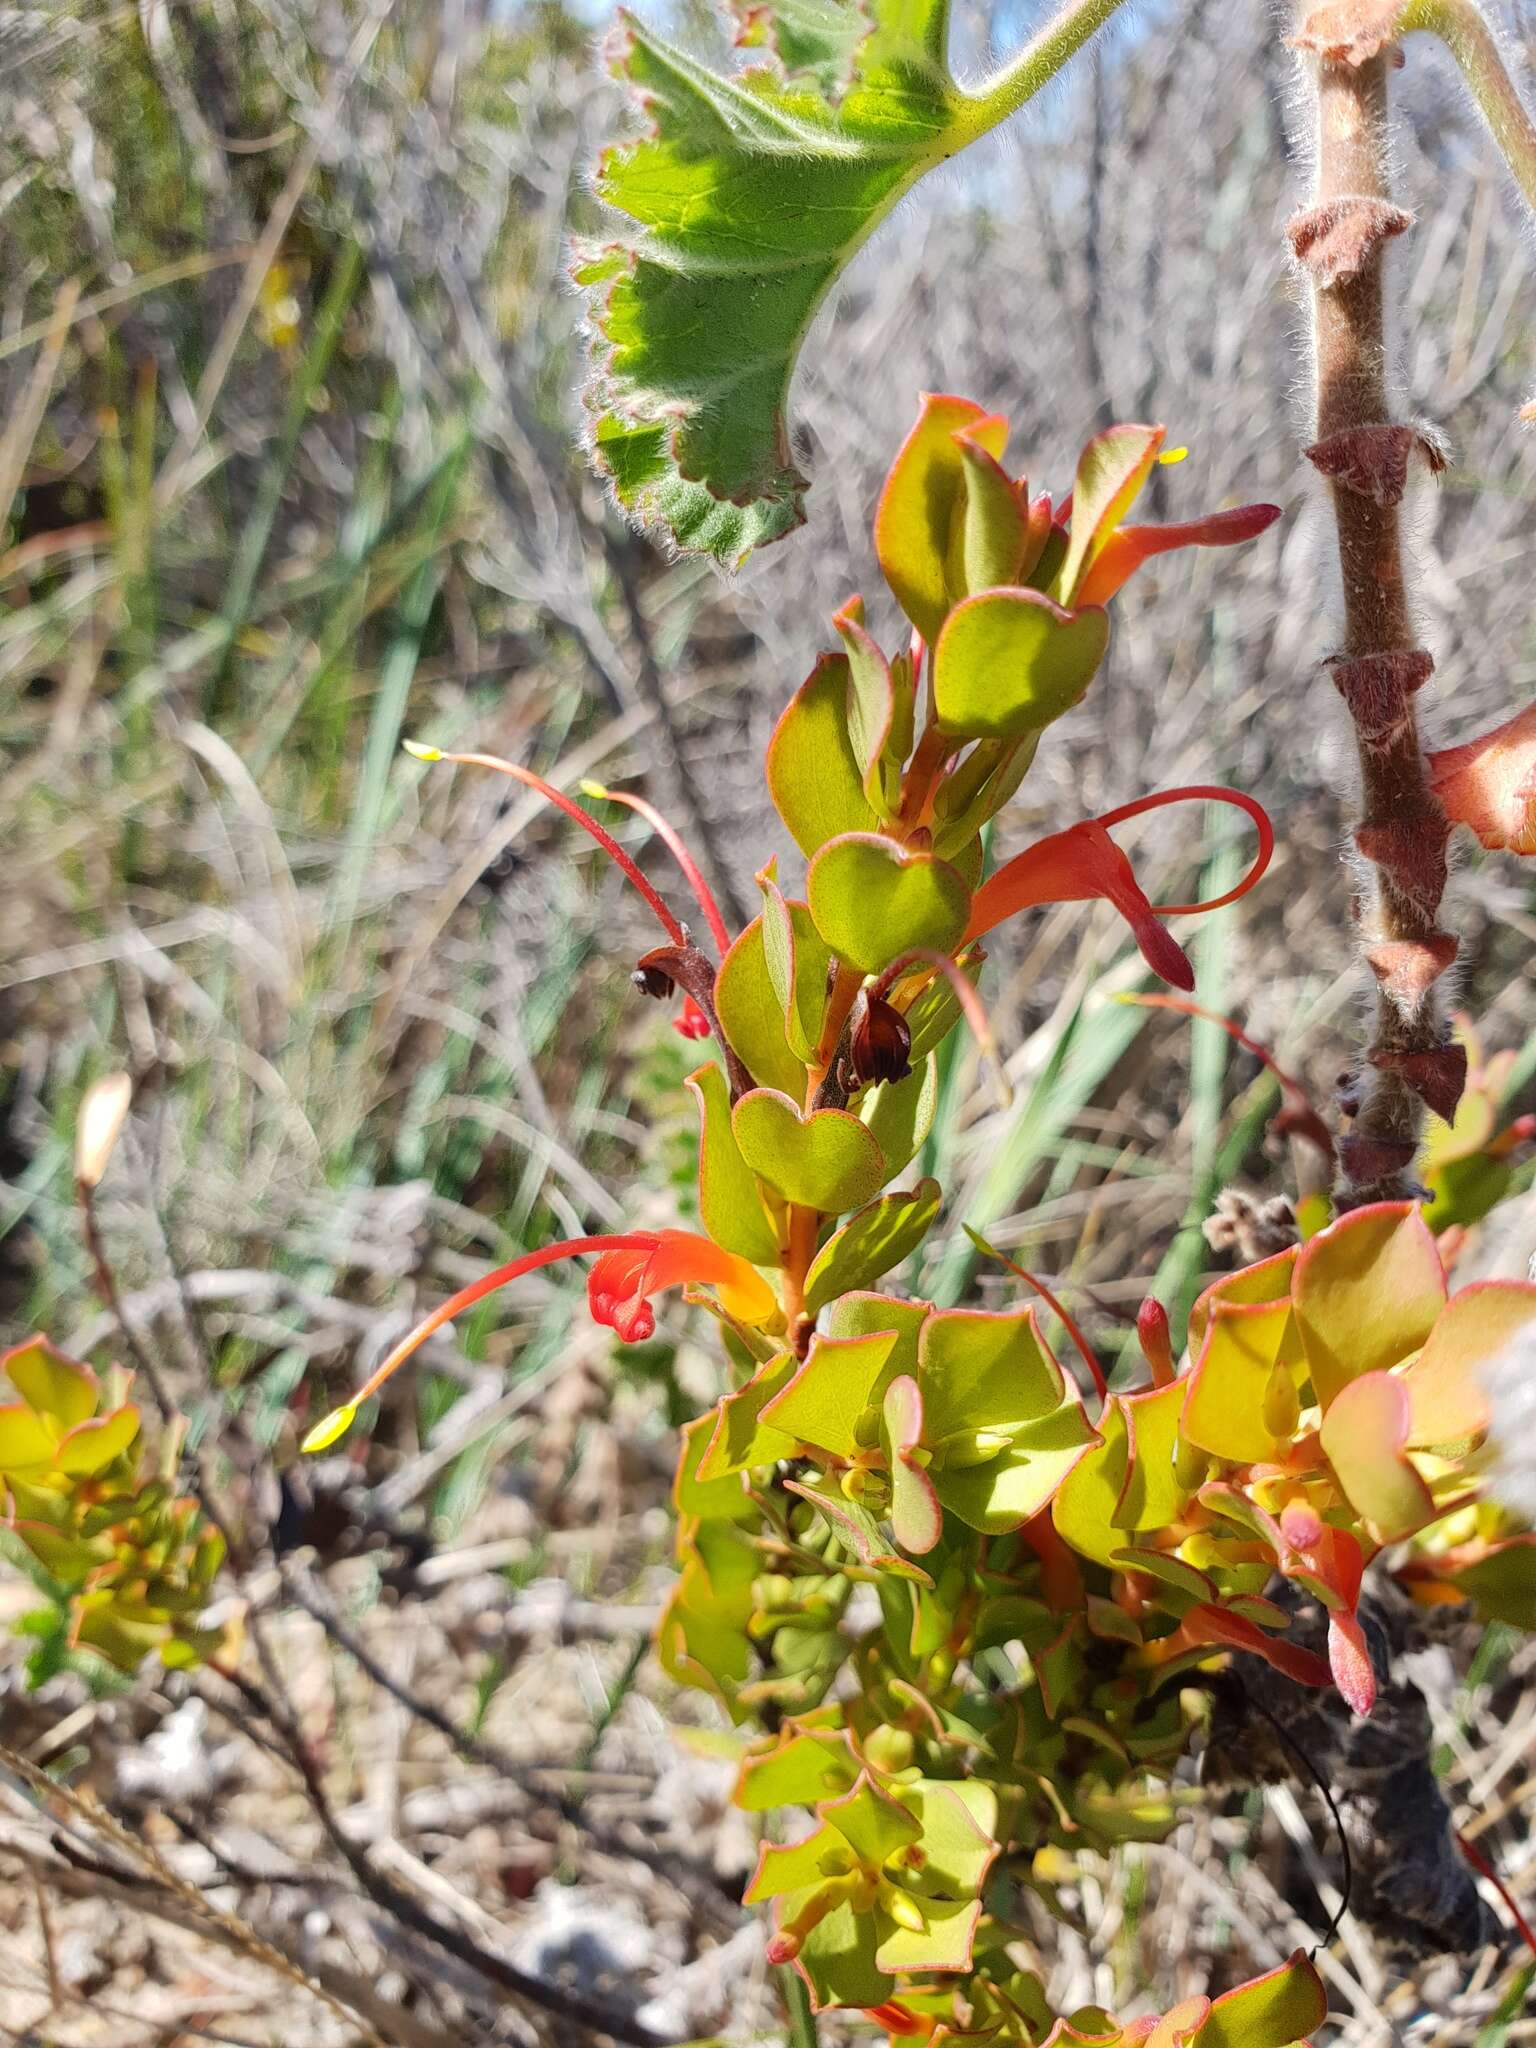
left=1291, top=16, right=1460, bottom=1203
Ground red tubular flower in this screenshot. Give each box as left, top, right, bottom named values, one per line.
left=303, top=1230, right=776, bottom=1451
left=1075, top=503, right=1282, bottom=608
left=673, top=995, right=713, bottom=1040
left=587, top=1228, right=776, bottom=1340
left=964, top=787, right=1274, bottom=991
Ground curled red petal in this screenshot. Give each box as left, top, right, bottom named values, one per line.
left=965, top=787, right=1271, bottom=991
left=1074, top=503, right=1282, bottom=608
left=588, top=1248, right=657, bottom=1339
left=610, top=1220, right=782, bottom=1335
left=672, top=995, right=713, bottom=1040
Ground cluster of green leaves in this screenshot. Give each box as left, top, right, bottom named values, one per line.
left=629, top=397, right=1534, bottom=2033
left=285, top=389, right=1531, bottom=2038
left=0, top=1339, right=229, bottom=1680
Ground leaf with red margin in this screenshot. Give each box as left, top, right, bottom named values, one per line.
left=1194, top=1950, right=1328, bottom=2048
left=1181, top=1298, right=1297, bottom=1465
left=685, top=1063, right=780, bottom=1265
left=1051, top=423, right=1164, bottom=607
left=884, top=1376, right=943, bottom=1555
left=54, top=1405, right=141, bottom=1476
left=1402, top=1281, right=1536, bottom=1447
left=1178, top=1604, right=1332, bottom=1689
left=874, top=395, right=1005, bottom=642
left=1187, top=1244, right=1298, bottom=1356
left=1293, top=1201, right=1446, bottom=1411
left=833, top=598, right=911, bottom=816
left=951, top=419, right=1031, bottom=596
left=1319, top=1370, right=1435, bottom=1541
left=1, top=1338, right=100, bottom=1430
left=765, top=652, right=881, bottom=860
left=1114, top=1381, right=1189, bottom=1532
left=761, top=1327, right=901, bottom=1460
left=785, top=1476, right=935, bottom=1586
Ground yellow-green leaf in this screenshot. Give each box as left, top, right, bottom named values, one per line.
left=716, top=913, right=810, bottom=1099
left=733, top=1088, right=888, bottom=1214
left=1180, top=1299, right=1297, bottom=1466
left=1193, top=1951, right=1327, bottom=2048
left=1, top=1339, right=99, bottom=1430
left=1401, top=1280, right=1536, bottom=1447
left=875, top=397, right=1006, bottom=642
left=1294, top=1201, right=1446, bottom=1411
left=932, top=586, right=1109, bottom=741
left=804, top=1181, right=941, bottom=1315
left=767, top=653, right=881, bottom=859
left=1318, top=1371, right=1434, bottom=1541
left=686, top=1062, right=780, bottom=1265
left=807, top=833, right=970, bottom=977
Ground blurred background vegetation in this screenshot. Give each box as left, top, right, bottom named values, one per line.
left=1, top=1, right=1535, bottom=2040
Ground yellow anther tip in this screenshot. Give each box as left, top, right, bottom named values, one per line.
left=1158, top=446, right=1190, bottom=465
left=402, top=740, right=442, bottom=762
left=578, top=779, right=611, bottom=800
left=302, top=1404, right=357, bottom=1454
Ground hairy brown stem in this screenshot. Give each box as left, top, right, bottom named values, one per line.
left=1292, top=22, right=1461, bottom=1204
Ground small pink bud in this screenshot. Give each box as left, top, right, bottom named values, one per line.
left=1137, top=1298, right=1175, bottom=1388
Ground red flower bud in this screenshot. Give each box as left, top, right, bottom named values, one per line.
left=672, top=995, right=713, bottom=1039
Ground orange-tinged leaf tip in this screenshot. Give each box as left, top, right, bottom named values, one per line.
left=75, top=1071, right=133, bottom=1190
left=302, top=1404, right=358, bottom=1454
left=402, top=739, right=443, bottom=762
left=1426, top=700, right=1536, bottom=855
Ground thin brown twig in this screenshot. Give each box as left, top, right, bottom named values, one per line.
left=283, top=1561, right=745, bottom=1925
left=0, top=1740, right=387, bottom=2048
left=200, top=1665, right=678, bottom=2046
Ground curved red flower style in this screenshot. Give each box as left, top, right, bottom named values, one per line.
left=303, top=1229, right=776, bottom=1451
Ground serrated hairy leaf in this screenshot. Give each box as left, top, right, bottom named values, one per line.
left=581, top=0, right=1128, bottom=561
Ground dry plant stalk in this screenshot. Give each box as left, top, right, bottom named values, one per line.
left=0, top=1739, right=389, bottom=2048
